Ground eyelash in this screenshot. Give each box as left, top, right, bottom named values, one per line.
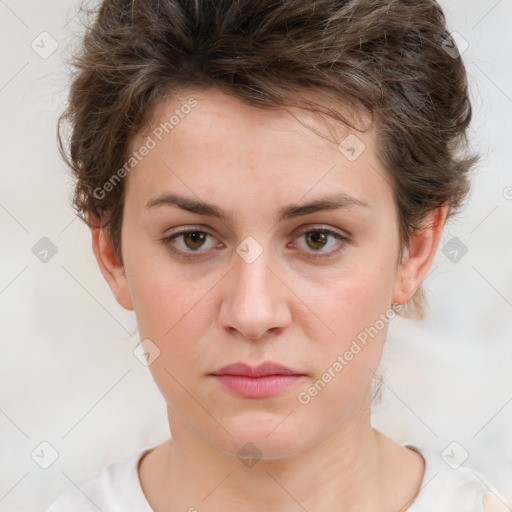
left=160, top=226, right=350, bottom=261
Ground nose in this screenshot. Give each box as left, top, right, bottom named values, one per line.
left=218, top=245, right=292, bottom=341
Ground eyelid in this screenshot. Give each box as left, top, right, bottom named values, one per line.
left=164, top=224, right=216, bottom=238
left=293, top=224, right=349, bottom=238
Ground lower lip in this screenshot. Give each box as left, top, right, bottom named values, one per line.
left=211, top=374, right=305, bottom=398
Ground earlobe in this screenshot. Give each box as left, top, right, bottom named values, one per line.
left=88, top=218, right=134, bottom=311
left=392, top=205, right=449, bottom=305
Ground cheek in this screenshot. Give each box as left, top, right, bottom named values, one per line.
left=299, top=246, right=397, bottom=349
left=125, top=257, right=218, bottom=414
left=292, top=242, right=397, bottom=402
left=294, top=333, right=384, bottom=443
left=294, top=262, right=395, bottom=424
left=124, top=232, right=218, bottom=339
left=124, top=246, right=226, bottom=409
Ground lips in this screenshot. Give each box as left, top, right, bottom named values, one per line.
left=211, top=361, right=303, bottom=378
left=210, top=362, right=306, bottom=398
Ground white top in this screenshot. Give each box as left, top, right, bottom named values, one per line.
left=46, top=443, right=506, bottom=512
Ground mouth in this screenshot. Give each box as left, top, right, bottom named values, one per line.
left=209, top=361, right=307, bottom=398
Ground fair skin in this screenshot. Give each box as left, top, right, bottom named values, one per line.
left=90, top=88, right=448, bottom=512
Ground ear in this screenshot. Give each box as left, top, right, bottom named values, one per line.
left=392, top=204, right=449, bottom=305
left=88, top=215, right=134, bottom=311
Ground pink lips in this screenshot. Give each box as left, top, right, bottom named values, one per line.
left=210, top=362, right=306, bottom=398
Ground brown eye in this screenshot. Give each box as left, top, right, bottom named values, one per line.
left=182, top=231, right=208, bottom=250
left=305, top=231, right=328, bottom=251
left=293, top=227, right=350, bottom=260
left=161, top=228, right=223, bottom=259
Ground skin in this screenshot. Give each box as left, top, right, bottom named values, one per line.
left=90, top=87, right=448, bottom=512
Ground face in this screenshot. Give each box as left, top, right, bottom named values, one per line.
left=94, top=87, right=442, bottom=460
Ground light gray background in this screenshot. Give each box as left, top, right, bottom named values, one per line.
left=1, top=1, right=511, bottom=510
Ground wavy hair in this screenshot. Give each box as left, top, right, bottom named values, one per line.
left=58, top=0, right=477, bottom=319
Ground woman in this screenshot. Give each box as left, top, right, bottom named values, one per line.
left=48, top=0, right=507, bottom=510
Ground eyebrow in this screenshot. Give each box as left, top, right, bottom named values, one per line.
left=145, top=191, right=370, bottom=221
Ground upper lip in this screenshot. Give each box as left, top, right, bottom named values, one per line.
left=210, top=362, right=304, bottom=377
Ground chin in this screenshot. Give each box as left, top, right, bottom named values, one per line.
left=206, top=414, right=310, bottom=462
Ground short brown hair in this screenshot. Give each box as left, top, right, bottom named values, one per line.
left=58, top=0, right=477, bottom=319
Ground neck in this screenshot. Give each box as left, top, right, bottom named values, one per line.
left=148, top=396, right=395, bottom=512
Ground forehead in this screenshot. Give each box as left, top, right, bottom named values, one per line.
left=126, top=87, right=392, bottom=216
left=139, top=87, right=371, bottom=155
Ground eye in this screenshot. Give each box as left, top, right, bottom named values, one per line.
left=161, top=228, right=223, bottom=259
left=161, top=226, right=349, bottom=261
left=291, top=227, right=349, bottom=260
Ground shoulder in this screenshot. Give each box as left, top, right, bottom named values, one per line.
left=405, top=444, right=509, bottom=512
left=482, top=493, right=511, bottom=512
left=46, top=448, right=154, bottom=512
